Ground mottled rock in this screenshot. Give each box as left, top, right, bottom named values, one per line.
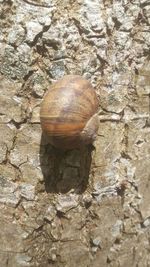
left=142, top=218, right=150, bottom=228
left=0, top=77, right=22, bottom=123
left=8, top=25, right=25, bottom=46
left=44, top=205, right=57, bottom=222
left=19, top=183, right=35, bottom=200
left=25, top=20, right=43, bottom=43
left=91, top=236, right=101, bottom=247
left=0, top=176, right=20, bottom=207
left=31, top=106, right=40, bottom=123
left=0, top=124, right=15, bottom=163
left=112, top=220, right=123, bottom=237
left=56, top=194, right=79, bottom=213
left=0, top=0, right=150, bottom=266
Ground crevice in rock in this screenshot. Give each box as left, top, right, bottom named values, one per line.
left=22, top=0, right=52, bottom=8
left=27, top=24, right=52, bottom=48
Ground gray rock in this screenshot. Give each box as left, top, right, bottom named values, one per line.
left=44, top=205, right=57, bottom=222
left=0, top=176, right=20, bottom=207
left=56, top=194, right=79, bottom=213
left=19, top=183, right=35, bottom=200
left=143, top=218, right=150, bottom=228
left=25, top=20, right=43, bottom=43
left=8, top=25, right=25, bottom=46
left=92, top=237, right=101, bottom=247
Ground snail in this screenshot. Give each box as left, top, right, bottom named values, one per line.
left=40, top=75, right=99, bottom=149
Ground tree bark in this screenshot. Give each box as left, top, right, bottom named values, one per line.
left=0, top=0, right=150, bottom=266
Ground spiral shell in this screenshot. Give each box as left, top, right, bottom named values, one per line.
left=40, top=75, right=99, bottom=149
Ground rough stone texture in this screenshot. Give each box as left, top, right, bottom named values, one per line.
left=0, top=0, right=150, bottom=266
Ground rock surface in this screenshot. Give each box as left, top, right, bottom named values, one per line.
left=0, top=0, right=150, bottom=266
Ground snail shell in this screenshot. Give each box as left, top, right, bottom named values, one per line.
left=40, top=75, right=99, bottom=149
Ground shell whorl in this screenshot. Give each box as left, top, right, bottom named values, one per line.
left=40, top=75, right=99, bottom=149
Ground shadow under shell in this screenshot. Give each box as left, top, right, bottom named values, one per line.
left=39, top=133, right=94, bottom=194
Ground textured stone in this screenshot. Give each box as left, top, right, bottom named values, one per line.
left=0, top=0, right=150, bottom=266
left=31, top=106, right=40, bottom=123
left=0, top=77, right=22, bottom=123
left=19, top=183, right=35, bottom=200
left=8, top=25, right=25, bottom=46
left=25, top=21, right=43, bottom=43
left=0, top=124, right=15, bottom=163
left=44, top=205, right=57, bottom=222
left=0, top=176, right=20, bottom=207
left=56, top=194, right=79, bottom=213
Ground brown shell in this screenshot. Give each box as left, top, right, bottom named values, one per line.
left=40, top=75, right=99, bottom=149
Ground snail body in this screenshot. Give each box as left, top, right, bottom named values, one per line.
left=40, top=75, right=99, bottom=149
